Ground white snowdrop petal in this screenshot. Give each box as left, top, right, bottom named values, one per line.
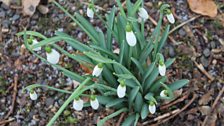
left=159, top=64, right=166, bottom=76
left=46, top=49, right=60, bottom=64
left=148, top=104, right=156, bottom=114
left=117, top=85, right=126, bottom=98
left=160, top=90, right=167, bottom=97
left=92, top=65, right=103, bottom=77
left=126, top=31, right=137, bottom=47
left=32, top=39, right=41, bottom=51
left=87, top=7, right=94, bottom=18
left=90, top=98, right=99, bottom=110
left=138, top=7, right=148, bottom=21
left=73, top=99, right=84, bottom=111
left=30, top=91, right=38, bottom=100
left=166, top=13, right=175, bottom=24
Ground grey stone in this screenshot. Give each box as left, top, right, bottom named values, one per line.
left=45, top=98, right=54, bottom=107
left=203, top=48, right=211, bottom=57
left=200, top=56, right=209, bottom=67
left=12, top=14, right=20, bottom=21
left=0, top=11, right=6, bottom=18
left=169, top=46, right=176, bottom=57
left=178, top=28, right=186, bottom=37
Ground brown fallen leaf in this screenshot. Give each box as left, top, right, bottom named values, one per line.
left=37, top=5, right=49, bottom=14
left=22, top=0, right=40, bottom=16
left=187, top=0, right=218, bottom=18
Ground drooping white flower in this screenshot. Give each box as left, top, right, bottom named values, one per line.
left=45, top=46, right=60, bottom=64
left=92, top=63, right=103, bottom=77
left=87, top=7, right=94, bottom=18
left=29, top=91, right=38, bottom=100
left=158, top=63, right=166, bottom=76
left=31, top=39, right=41, bottom=51
left=117, top=84, right=126, bottom=98
left=73, top=98, right=84, bottom=111
left=166, top=13, right=175, bottom=24
left=138, top=7, right=149, bottom=22
left=148, top=103, right=156, bottom=114
left=90, top=96, right=99, bottom=110
left=126, top=31, right=137, bottom=46
left=160, top=90, right=168, bottom=97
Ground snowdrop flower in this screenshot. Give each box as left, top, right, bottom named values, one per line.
left=117, top=80, right=126, bottom=98
left=92, top=63, right=103, bottom=77
left=90, top=95, right=99, bottom=110
left=73, top=98, right=84, bottom=111
left=160, top=90, right=168, bottom=97
left=87, top=5, right=94, bottom=18
left=126, top=24, right=137, bottom=47
left=138, top=7, right=149, bottom=22
left=158, top=61, right=166, bottom=76
left=27, top=37, right=41, bottom=51
left=166, top=10, right=175, bottom=24
left=148, top=101, right=156, bottom=114
left=45, top=46, right=60, bottom=64
left=29, top=90, right=38, bottom=100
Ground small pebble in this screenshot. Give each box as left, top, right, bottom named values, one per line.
left=203, top=48, right=210, bottom=57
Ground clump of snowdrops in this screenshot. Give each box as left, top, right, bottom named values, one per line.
left=17, top=0, right=188, bottom=126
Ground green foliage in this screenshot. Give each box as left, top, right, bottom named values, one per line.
left=17, top=0, right=189, bottom=126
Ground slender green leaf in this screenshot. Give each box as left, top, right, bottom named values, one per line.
left=121, top=114, right=135, bottom=126
left=128, top=87, right=140, bottom=109
left=131, top=57, right=144, bottom=75
left=134, top=92, right=143, bottom=112
left=141, top=103, right=149, bottom=120
left=168, top=79, right=189, bottom=91
left=106, top=99, right=125, bottom=108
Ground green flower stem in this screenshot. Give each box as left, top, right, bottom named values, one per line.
left=23, top=84, right=72, bottom=94
left=47, top=77, right=91, bottom=126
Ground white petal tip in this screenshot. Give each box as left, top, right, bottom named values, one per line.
left=29, top=91, right=38, bottom=100
left=92, top=65, right=103, bottom=77
left=148, top=104, right=156, bottom=114
left=90, top=99, right=99, bottom=110
left=87, top=7, right=94, bottom=18
left=159, top=64, right=166, bottom=76
left=126, top=31, right=137, bottom=47
left=117, top=85, right=126, bottom=98
left=73, top=99, right=84, bottom=111
left=46, top=49, right=60, bottom=64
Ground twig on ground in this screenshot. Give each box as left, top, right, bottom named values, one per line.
left=193, top=61, right=215, bottom=81
left=169, top=15, right=201, bottom=34
left=116, top=112, right=125, bottom=126
left=5, top=74, right=18, bottom=119
left=0, top=118, right=15, bottom=125
left=202, top=87, right=224, bottom=126
left=143, top=93, right=196, bottom=125
left=160, top=91, right=190, bottom=110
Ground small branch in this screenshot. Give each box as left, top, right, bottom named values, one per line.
left=0, top=118, right=15, bottom=125
left=193, top=61, right=214, bottom=81
left=143, top=93, right=196, bottom=125
left=116, top=112, right=125, bottom=126
left=169, top=15, right=201, bottom=34
left=202, top=87, right=224, bottom=126
left=160, top=91, right=190, bottom=110
left=5, top=74, right=18, bottom=119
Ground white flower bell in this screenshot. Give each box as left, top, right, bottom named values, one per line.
left=117, top=80, right=126, bottom=98
left=92, top=63, right=103, bottom=77
left=90, top=95, right=99, bottom=110
left=160, top=90, right=168, bottom=97
left=166, top=11, right=175, bottom=24
left=29, top=39, right=41, bottom=51
left=148, top=102, right=156, bottom=114
left=138, top=7, right=149, bottom=22
left=126, top=24, right=137, bottom=47
left=29, top=90, right=38, bottom=100
left=73, top=98, right=84, bottom=111
left=87, top=6, right=94, bottom=18
left=158, top=61, right=166, bottom=76
left=45, top=46, right=60, bottom=64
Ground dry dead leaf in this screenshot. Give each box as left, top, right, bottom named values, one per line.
left=37, top=5, right=49, bottom=14
left=0, top=0, right=11, bottom=6
left=187, top=0, right=218, bottom=18
left=22, top=0, right=40, bottom=16
left=199, top=91, right=212, bottom=105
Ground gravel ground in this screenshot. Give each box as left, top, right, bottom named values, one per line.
left=0, top=0, right=224, bottom=126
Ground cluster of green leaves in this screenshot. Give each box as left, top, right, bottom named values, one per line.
left=17, top=0, right=189, bottom=126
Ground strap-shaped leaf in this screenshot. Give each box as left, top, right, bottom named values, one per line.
left=121, top=114, right=135, bottom=126
left=134, top=92, right=143, bottom=112
left=98, top=108, right=128, bottom=126
left=157, top=25, right=170, bottom=53
left=142, top=62, right=155, bottom=83
left=106, top=99, right=125, bottom=108
left=168, top=79, right=189, bottom=91
left=98, top=29, right=106, bottom=49
left=128, top=87, right=140, bottom=109
left=149, top=76, right=167, bottom=92
left=17, top=31, right=47, bottom=39
left=141, top=103, right=149, bottom=120
left=143, top=68, right=159, bottom=92
left=131, top=57, right=144, bottom=75
left=106, top=6, right=116, bottom=51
